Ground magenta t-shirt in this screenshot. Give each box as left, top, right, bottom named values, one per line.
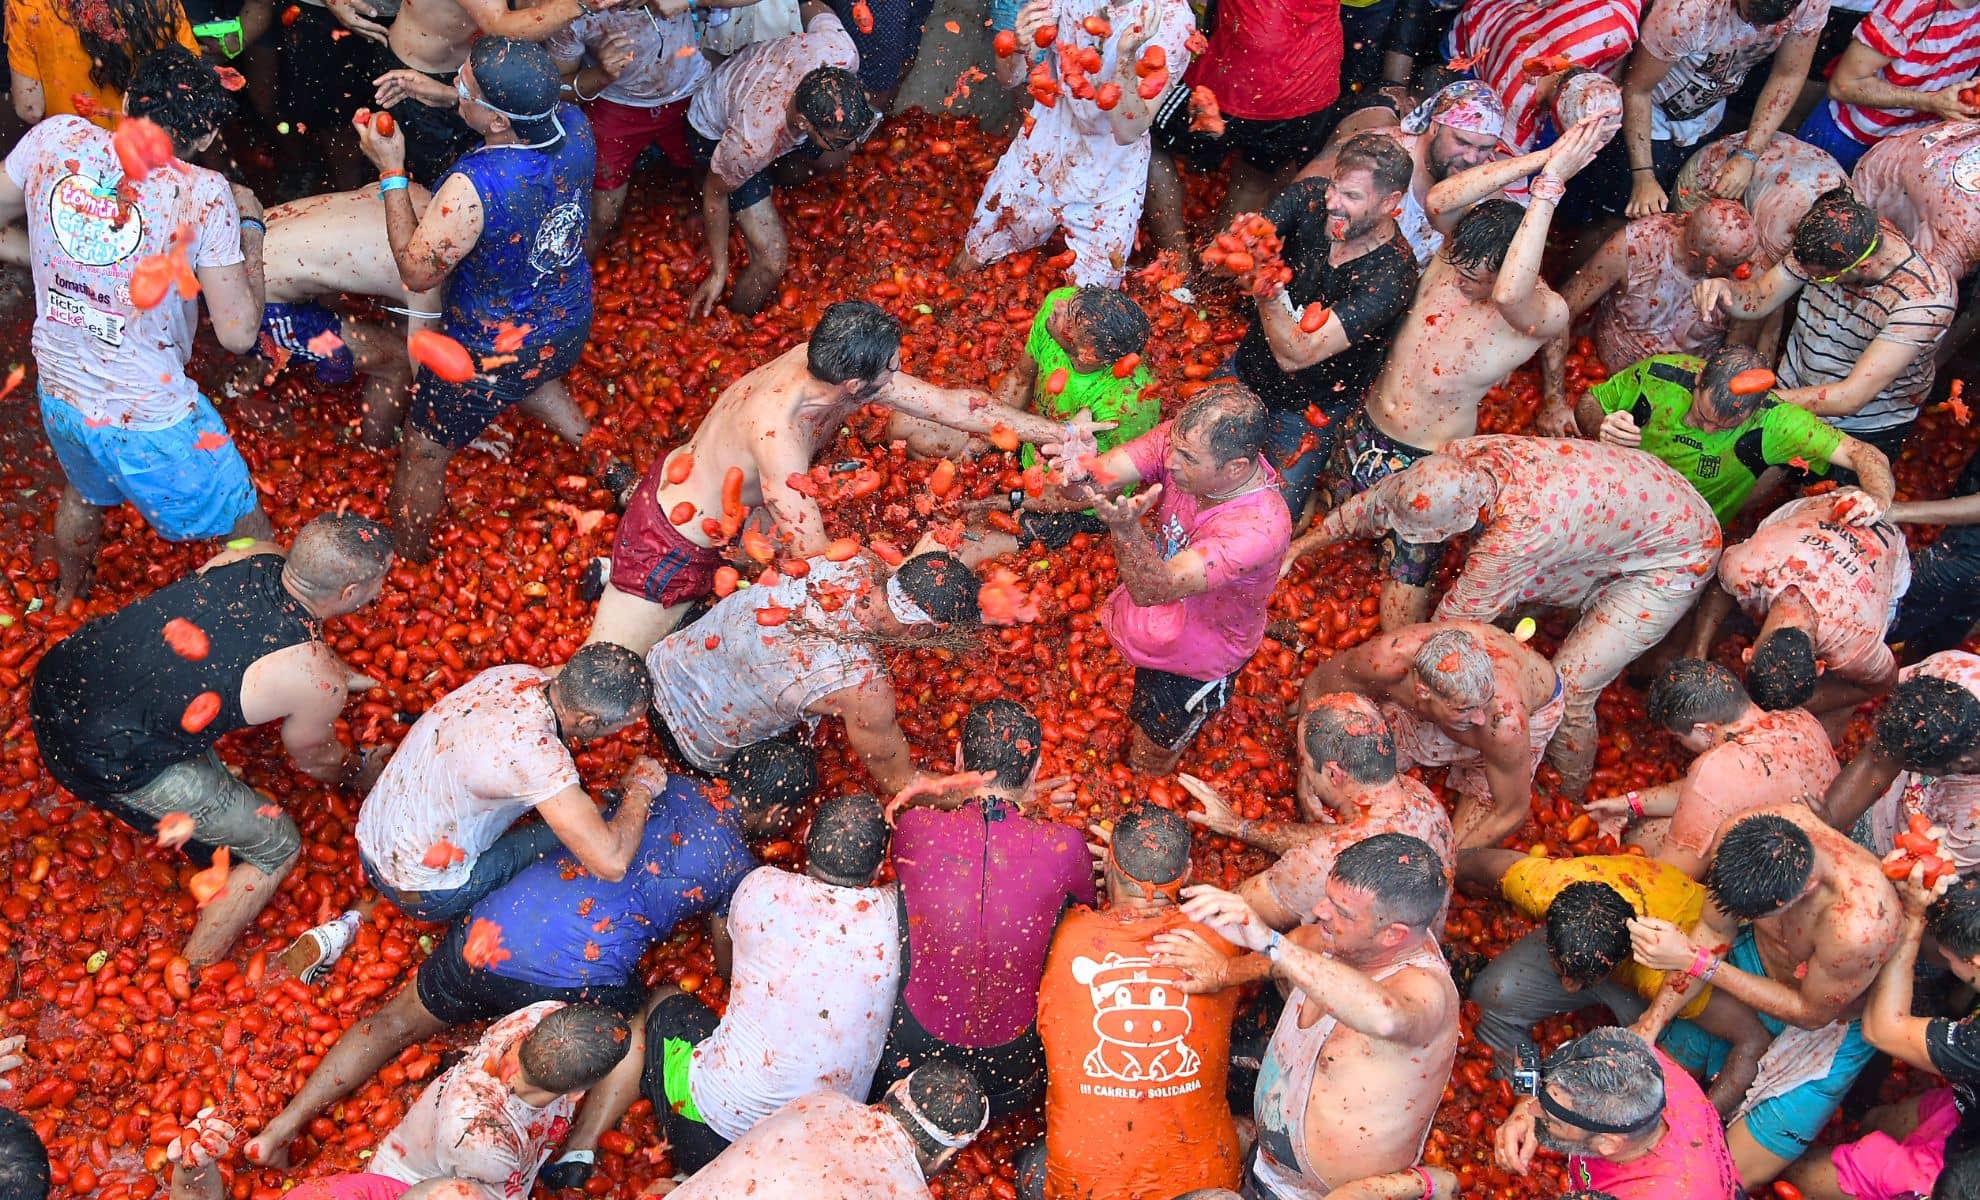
left=1571, top=1050, right=1739, bottom=1200
left=894, top=797, right=1097, bottom=1047
left=1100, top=422, right=1292, bottom=682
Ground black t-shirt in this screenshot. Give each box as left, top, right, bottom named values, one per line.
left=28, top=555, right=317, bottom=798
left=1233, top=176, right=1418, bottom=415
left=1927, top=1011, right=1980, bottom=1155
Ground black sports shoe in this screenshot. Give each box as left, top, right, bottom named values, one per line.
left=600, top=459, right=638, bottom=508
left=540, top=1153, right=595, bottom=1191
left=580, top=557, right=609, bottom=604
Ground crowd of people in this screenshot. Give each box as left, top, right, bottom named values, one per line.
left=3, top=0, right=1980, bottom=1195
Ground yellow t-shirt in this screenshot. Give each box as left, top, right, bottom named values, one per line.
left=6, top=0, right=199, bottom=129
left=1502, top=854, right=1712, bottom=1018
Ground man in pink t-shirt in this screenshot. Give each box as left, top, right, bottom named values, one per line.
left=1495, top=1027, right=1739, bottom=1200
left=1060, top=382, right=1290, bottom=773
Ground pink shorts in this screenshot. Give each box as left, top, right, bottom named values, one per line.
left=587, top=95, right=693, bottom=190
left=286, top=1174, right=411, bottom=1200
left=1832, top=1088, right=1960, bottom=1200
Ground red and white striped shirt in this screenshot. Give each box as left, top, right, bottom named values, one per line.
left=1447, top=0, right=1640, bottom=150
left=1829, top=0, right=1980, bottom=144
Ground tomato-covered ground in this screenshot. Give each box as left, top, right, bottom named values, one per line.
left=2, top=110, right=1976, bottom=1200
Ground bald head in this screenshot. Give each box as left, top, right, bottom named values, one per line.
left=1683, top=199, right=1758, bottom=274
left=286, top=513, right=392, bottom=614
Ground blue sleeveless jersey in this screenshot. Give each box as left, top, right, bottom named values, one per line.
left=440, top=103, right=595, bottom=353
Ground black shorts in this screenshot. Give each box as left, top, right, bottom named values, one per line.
left=369, top=41, right=478, bottom=189
left=407, top=325, right=588, bottom=449
left=864, top=891, right=1047, bottom=1119
left=1128, top=666, right=1231, bottom=751
left=828, top=0, right=934, bottom=92
left=639, top=992, right=732, bottom=1174
left=1153, top=89, right=1336, bottom=175
left=414, top=918, right=644, bottom=1026
left=685, top=127, right=820, bottom=213
left=1015, top=509, right=1109, bottom=551
left=1576, top=127, right=1692, bottom=221
left=278, top=4, right=371, bottom=131
left=1813, top=6, right=1865, bottom=76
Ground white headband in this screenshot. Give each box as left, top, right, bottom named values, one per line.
left=887, top=1076, right=986, bottom=1150
left=885, top=573, right=935, bottom=627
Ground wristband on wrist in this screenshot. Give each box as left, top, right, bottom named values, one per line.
left=1263, top=930, right=1285, bottom=961
left=238, top=216, right=265, bottom=234
left=1629, top=166, right=1655, bottom=174
left=1530, top=173, right=1566, bottom=204
left=379, top=175, right=411, bottom=198
left=1413, top=1166, right=1435, bottom=1200
left=1007, top=487, right=1026, bottom=512
left=1686, top=944, right=1718, bottom=979
left=379, top=168, right=407, bottom=180
left=1626, top=790, right=1644, bottom=819
left=1733, top=146, right=1761, bottom=162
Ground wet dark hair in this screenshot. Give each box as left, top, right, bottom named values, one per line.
left=1445, top=199, right=1526, bottom=273
left=1335, top=132, right=1414, bottom=200
left=1545, top=882, right=1635, bottom=988
left=1930, top=876, right=1980, bottom=960
left=884, top=1060, right=986, bottom=1158
left=1937, top=1144, right=1980, bottom=1200
left=725, top=740, right=818, bottom=834
left=960, top=699, right=1041, bottom=792
left=806, top=793, right=888, bottom=883
left=1647, top=659, right=1749, bottom=733
left=1302, top=696, right=1398, bottom=784
left=1111, top=803, right=1192, bottom=887
left=69, top=0, right=184, bottom=94
left=1697, top=344, right=1772, bottom=424
left=1744, top=0, right=1801, bottom=26
left=1705, top=813, right=1815, bottom=917
left=0, top=1109, right=48, bottom=1200
left=554, top=642, right=653, bottom=728
left=808, top=302, right=900, bottom=385
left=125, top=46, right=232, bottom=154
left=1748, top=627, right=1819, bottom=711
left=518, top=1003, right=631, bottom=1094
left=893, top=553, right=981, bottom=626
left=1065, top=288, right=1152, bottom=362
left=1334, top=833, right=1446, bottom=931
left=1174, top=381, right=1267, bottom=465
left=1793, top=187, right=1878, bottom=276
left=794, top=66, right=874, bottom=147
left=1875, top=675, right=1980, bottom=771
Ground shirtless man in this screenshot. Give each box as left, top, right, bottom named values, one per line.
left=323, top=0, right=631, bottom=186
left=1630, top=806, right=1902, bottom=1188
left=1692, top=496, right=1911, bottom=732
left=588, top=301, right=1102, bottom=654
left=1155, top=835, right=1458, bottom=1200
left=1179, top=694, right=1453, bottom=932
left=255, top=184, right=442, bottom=447
left=1538, top=200, right=1759, bottom=435
left=1286, top=436, right=1723, bottom=797
left=1586, top=660, right=1838, bottom=878
left=1312, top=80, right=1515, bottom=267
left=1299, top=623, right=1565, bottom=849
left=1824, top=653, right=1980, bottom=873
left=1312, top=119, right=1605, bottom=629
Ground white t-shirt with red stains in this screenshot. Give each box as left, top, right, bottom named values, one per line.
left=1869, top=651, right=1980, bottom=872
left=685, top=10, right=858, bottom=190
left=1678, top=131, right=1849, bottom=266
left=668, top=1091, right=930, bottom=1200
left=369, top=1003, right=580, bottom=1199
left=688, top=867, right=902, bottom=1141
left=1638, top=0, right=1830, bottom=145
left=1592, top=213, right=1729, bottom=372
left=1853, top=119, right=1980, bottom=282
left=355, top=665, right=582, bottom=892
left=3, top=114, right=242, bottom=429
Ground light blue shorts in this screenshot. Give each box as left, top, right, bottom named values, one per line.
left=1659, top=928, right=1877, bottom=1160
left=40, top=389, right=259, bottom=541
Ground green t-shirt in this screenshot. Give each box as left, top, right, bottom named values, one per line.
left=1018, top=287, right=1158, bottom=468
left=1590, top=354, right=1844, bottom=524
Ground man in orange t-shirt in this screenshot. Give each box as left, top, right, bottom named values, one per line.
left=1029, top=804, right=1244, bottom=1200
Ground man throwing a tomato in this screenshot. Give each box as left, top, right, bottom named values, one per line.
left=29, top=515, right=395, bottom=967
left=589, top=300, right=1106, bottom=655
left=1030, top=382, right=1290, bottom=774
left=353, top=38, right=599, bottom=562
